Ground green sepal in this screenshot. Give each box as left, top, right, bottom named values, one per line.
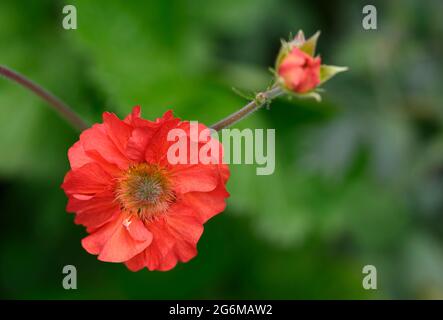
left=274, top=30, right=305, bottom=69
left=299, top=31, right=320, bottom=56
left=277, top=79, right=323, bottom=102
left=319, top=65, right=348, bottom=84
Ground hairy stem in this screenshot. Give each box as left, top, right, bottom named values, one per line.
left=210, top=86, right=283, bottom=131
left=0, top=65, right=88, bottom=131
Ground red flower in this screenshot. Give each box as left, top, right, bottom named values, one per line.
left=61, top=107, right=229, bottom=271
left=277, top=47, right=321, bottom=93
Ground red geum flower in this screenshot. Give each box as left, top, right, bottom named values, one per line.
left=277, top=46, right=321, bottom=93
left=61, top=107, right=229, bottom=271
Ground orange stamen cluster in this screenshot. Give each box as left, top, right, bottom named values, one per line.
left=116, top=163, right=174, bottom=221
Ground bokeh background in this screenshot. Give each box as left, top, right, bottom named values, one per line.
left=1, top=0, right=443, bottom=299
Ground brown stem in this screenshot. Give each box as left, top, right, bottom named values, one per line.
left=0, top=65, right=89, bottom=132
left=210, top=86, right=283, bottom=131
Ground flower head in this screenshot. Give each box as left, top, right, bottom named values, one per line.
left=275, top=30, right=348, bottom=100
left=278, top=46, right=321, bottom=93
left=61, top=107, right=229, bottom=271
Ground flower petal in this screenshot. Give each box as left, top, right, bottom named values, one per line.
left=103, top=112, right=133, bottom=155
left=144, top=117, right=181, bottom=165
left=182, top=183, right=229, bottom=223
left=81, top=124, right=129, bottom=170
left=123, top=216, right=152, bottom=241
left=82, top=214, right=152, bottom=263
left=139, top=219, right=177, bottom=271
left=124, top=106, right=141, bottom=125
left=171, top=164, right=219, bottom=194
left=139, top=204, right=203, bottom=271
left=67, top=191, right=119, bottom=229
left=62, top=163, right=114, bottom=195
left=68, top=141, right=93, bottom=170
left=125, top=126, right=156, bottom=161
left=124, top=252, right=146, bottom=272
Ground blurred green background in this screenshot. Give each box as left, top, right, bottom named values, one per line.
left=1, top=0, right=443, bottom=299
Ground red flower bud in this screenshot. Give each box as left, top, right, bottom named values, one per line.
left=277, top=47, right=321, bottom=93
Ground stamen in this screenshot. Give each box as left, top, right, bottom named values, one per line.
left=116, top=163, right=174, bottom=221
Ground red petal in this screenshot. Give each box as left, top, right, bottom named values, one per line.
left=125, top=126, right=156, bottom=161
left=125, top=110, right=177, bottom=162
left=124, top=253, right=146, bottom=272
left=171, top=164, right=219, bottom=194
left=81, top=124, right=129, bottom=170
left=157, top=251, right=179, bottom=271
left=142, top=219, right=176, bottom=270
left=82, top=214, right=152, bottom=263
left=124, top=216, right=152, bottom=241
left=68, top=141, right=92, bottom=170
left=182, top=184, right=229, bottom=223
left=166, top=211, right=204, bottom=245
left=144, top=117, right=181, bottom=165
left=67, top=191, right=119, bottom=229
left=219, top=163, right=230, bottom=183
left=103, top=112, right=132, bottom=155
left=142, top=204, right=202, bottom=271
left=124, top=106, right=141, bottom=125
left=61, top=163, right=113, bottom=195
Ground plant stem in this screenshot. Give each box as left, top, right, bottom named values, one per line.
left=0, top=65, right=283, bottom=132
left=0, top=65, right=89, bottom=132
left=210, top=86, right=283, bottom=131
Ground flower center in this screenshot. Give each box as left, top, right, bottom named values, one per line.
left=116, top=163, right=174, bottom=221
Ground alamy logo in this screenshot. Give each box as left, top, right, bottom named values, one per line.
left=62, top=265, right=77, bottom=290
left=62, top=5, right=77, bottom=30
left=362, top=5, right=377, bottom=30
left=362, top=265, right=377, bottom=290
left=167, top=122, right=275, bottom=175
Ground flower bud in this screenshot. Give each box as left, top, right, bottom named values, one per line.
left=275, top=30, right=348, bottom=99
left=277, top=47, right=321, bottom=93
